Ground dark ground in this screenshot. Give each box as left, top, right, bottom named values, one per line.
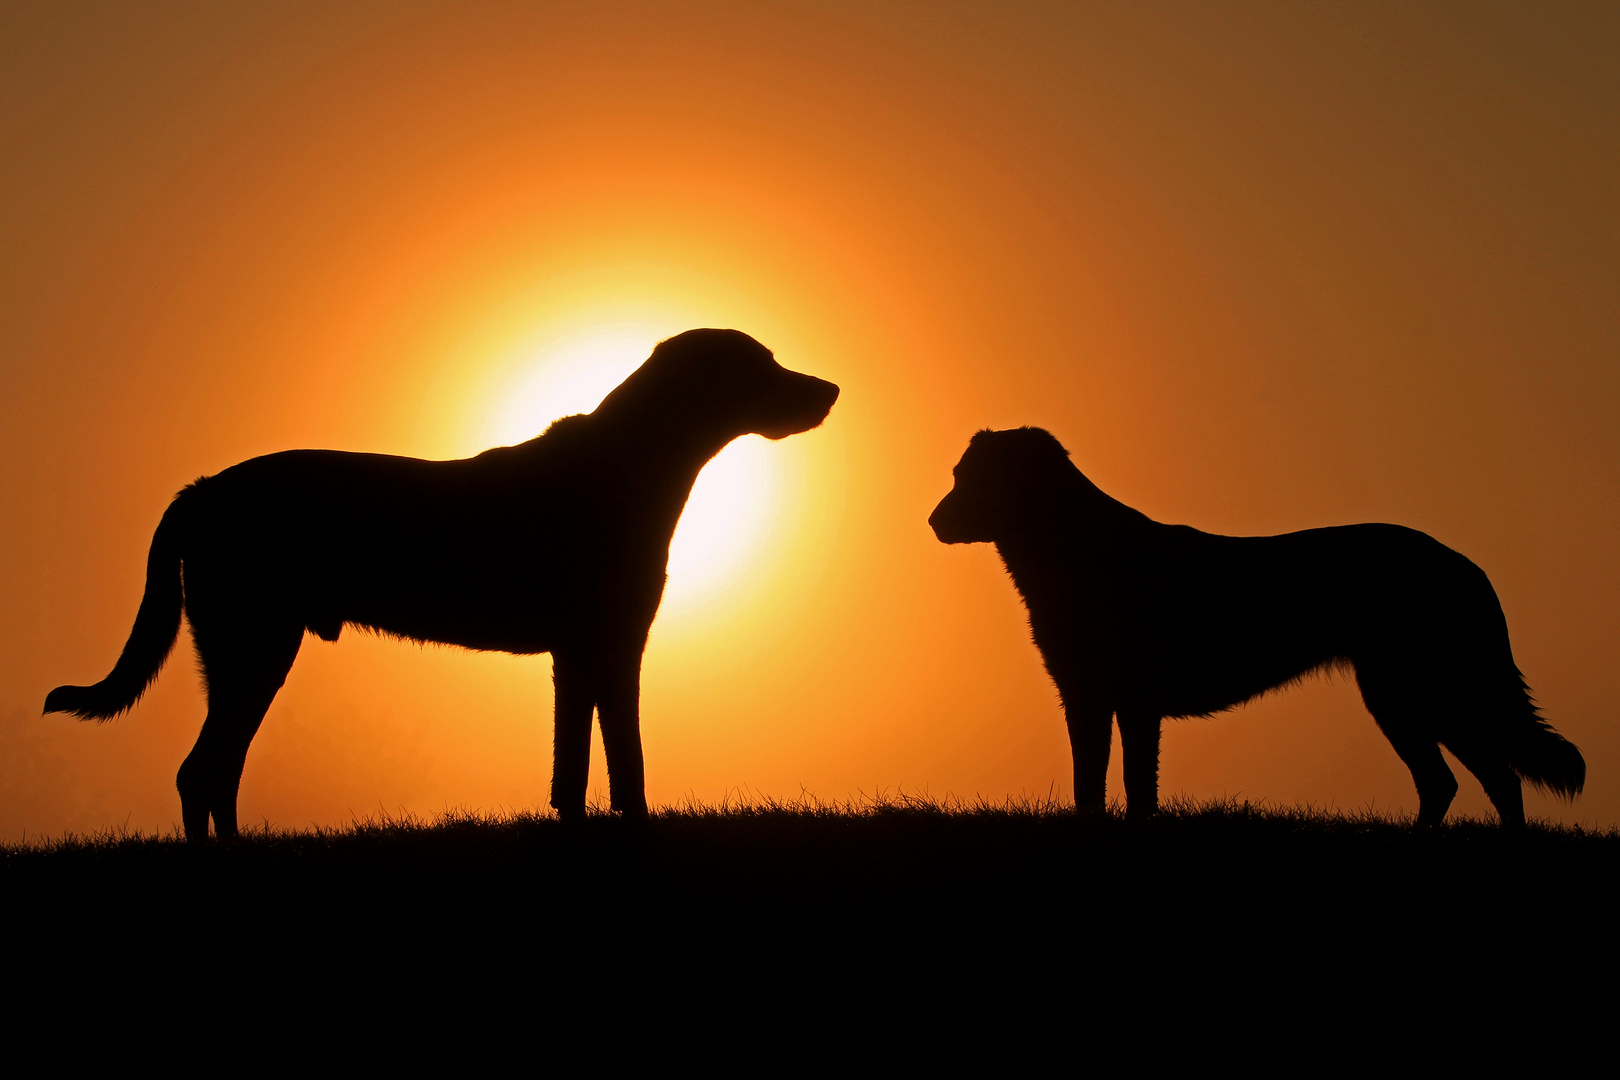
left=7, top=797, right=1614, bottom=987
left=9, top=797, right=1616, bottom=1057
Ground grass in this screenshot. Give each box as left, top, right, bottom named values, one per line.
left=7, top=796, right=1616, bottom=989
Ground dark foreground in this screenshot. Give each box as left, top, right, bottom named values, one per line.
left=7, top=798, right=1615, bottom=992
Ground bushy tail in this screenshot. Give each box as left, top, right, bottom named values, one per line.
left=1508, top=673, right=1586, bottom=799
left=44, top=494, right=188, bottom=721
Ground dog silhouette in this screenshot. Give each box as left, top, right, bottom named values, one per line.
left=46, top=328, right=839, bottom=839
left=929, top=427, right=1584, bottom=826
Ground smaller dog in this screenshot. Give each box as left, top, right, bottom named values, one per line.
left=929, top=427, right=1584, bottom=826
left=47, top=329, right=838, bottom=839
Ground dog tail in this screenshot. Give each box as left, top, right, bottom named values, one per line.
left=1507, top=673, right=1586, bottom=799
left=44, top=490, right=190, bottom=721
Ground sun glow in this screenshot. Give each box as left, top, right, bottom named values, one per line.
left=663, top=434, right=782, bottom=612
left=479, top=324, right=787, bottom=618
left=482, top=325, right=652, bottom=448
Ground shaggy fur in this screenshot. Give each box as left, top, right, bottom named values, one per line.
left=46, top=329, right=839, bottom=840
left=929, top=427, right=1584, bottom=826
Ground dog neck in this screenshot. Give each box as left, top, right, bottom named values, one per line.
left=576, top=412, right=740, bottom=542
left=992, top=487, right=1151, bottom=602
left=994, top=529, right=1073, bottom=597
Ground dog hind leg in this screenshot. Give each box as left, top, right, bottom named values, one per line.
left=178, top=621, right=302, bottom=840
left=1381, top=727, right=1459, bottom=827
left=1357, top=660, right=1459, bottom=826
left=1444, top=738, right=1526, bottom=829
left=1117, top=712, right=1161, bottom=821
left=1065, top=702, right=1113, bottom=817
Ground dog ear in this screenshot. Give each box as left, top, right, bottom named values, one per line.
left=1014, top=426, right=1072, bottom=461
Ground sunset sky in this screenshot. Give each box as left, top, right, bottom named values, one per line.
left=3, top=2, right=1616, bottom=839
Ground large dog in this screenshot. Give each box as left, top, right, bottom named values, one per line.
left=47, top=329, right=839, bottom=840
left=929, top=427, right=1584, bottom=826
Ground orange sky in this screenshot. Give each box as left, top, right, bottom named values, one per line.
left=3, top=2, right=1616, bottom=839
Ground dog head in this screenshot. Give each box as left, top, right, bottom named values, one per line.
left=597, top=328, right=839, bottom=445
left=930, top=427, right=1077, bottom=544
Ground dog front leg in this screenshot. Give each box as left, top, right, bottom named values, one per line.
left=1065, top=703, right=1113, bottom=817
left=1117, top=712, right=1161, bottom=821
left=596, top=648, right=650, bottom=820
left=550, top=651, right=594, bottom=823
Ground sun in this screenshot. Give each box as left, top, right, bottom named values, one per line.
left=479, top=323, right=785, bottom=618
left=662, top=434, right=780, bottom=611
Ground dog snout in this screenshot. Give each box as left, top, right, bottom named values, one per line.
left=758, top=371, right=840, bottom=438
left=929, top=491, right=963, bottom=543
left=797, top=373, right=839, bottom=421
left=810, top=378, right=839, bottom=429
